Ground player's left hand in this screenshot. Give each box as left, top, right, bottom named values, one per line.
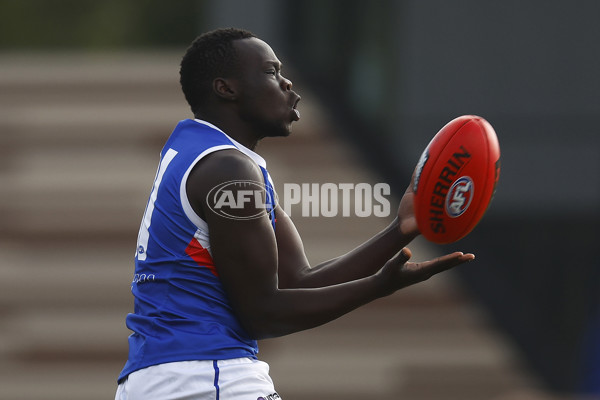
left=379, top=247, right=475, bottom=294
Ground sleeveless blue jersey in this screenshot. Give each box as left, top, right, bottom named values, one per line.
left=118, top=119, right=276, bottom=381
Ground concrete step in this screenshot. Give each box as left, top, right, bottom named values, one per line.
left=0, top=362, right=122, bottom=400
left=0, top=243, right=133, bottom=308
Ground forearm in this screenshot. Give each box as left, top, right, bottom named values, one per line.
left=293, top=217, right=416, bottom=288
left=239, top=245, right=473, bottom=340
left=241, top=273, right=390, bottom=339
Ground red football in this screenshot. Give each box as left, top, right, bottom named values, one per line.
left=412, top=115, right=501, bottom=244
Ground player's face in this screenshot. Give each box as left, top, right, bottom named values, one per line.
left=232, top=38, right=301, bottom=138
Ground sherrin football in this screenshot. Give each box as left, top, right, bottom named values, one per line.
left=413, top=115, right=501, bottom=244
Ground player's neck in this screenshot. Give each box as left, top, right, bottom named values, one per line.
left=195, top=113, right=260, bottom=150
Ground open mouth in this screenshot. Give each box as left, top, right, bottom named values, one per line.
left=292, top=97, right=301, bottom=121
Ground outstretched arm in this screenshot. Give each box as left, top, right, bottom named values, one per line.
left=187, top=150, right=473, bottom=340
left=274, top=211, right=408, bottom=289
left=275, top=173, right=437, bottom=289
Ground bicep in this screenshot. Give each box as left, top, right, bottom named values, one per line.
left=208, top=211, right=280, bottom=318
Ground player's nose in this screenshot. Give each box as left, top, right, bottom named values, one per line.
left=280, top=75, right=292, bottom=91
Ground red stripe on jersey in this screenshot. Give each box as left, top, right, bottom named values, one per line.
left=185, top=238, right=218, bottom=277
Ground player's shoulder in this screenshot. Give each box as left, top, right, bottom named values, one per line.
left=191, top=148, right=264, bottom=185
left=187, top=148, right=270, bottom=222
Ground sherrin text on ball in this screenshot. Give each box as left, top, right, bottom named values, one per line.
left=413, top=115, right=501, bottom=244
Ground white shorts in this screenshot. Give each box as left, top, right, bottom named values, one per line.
left=115, top=358, right=281, bottom=400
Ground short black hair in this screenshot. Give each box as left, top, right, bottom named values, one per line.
left=180, top=28, right=256, bottom=116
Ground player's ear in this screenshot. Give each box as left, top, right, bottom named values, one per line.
left=213, top=78, right=237, bottom=101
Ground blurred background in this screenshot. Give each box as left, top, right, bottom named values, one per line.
left=0, top=0, right=598, bottom=399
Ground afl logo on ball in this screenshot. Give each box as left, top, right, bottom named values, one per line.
left=446, top=176, right=474, bottom=218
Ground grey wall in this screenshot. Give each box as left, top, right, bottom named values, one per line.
left=389, top=1, right=600, bottom=392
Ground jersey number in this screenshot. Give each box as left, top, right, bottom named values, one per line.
left=136, top=148, right=178, bottom=261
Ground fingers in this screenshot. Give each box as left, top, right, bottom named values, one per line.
left=398, top=251, right=475, bottom=288
left=398, top=247, right=412, bottom=262
left=386, top=247, right=412, bottom=270
left=436, top=251, right=474, bottom=262
left=385, top=249, right=475, bottom=292
left=448, top=251, right=475, bottom=264
left=458, top=252, right=475, bottom=263
left=418, top=251, right=475, bottom=275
